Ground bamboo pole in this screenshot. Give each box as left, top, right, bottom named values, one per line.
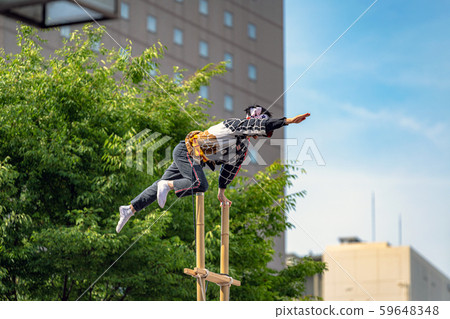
left=220, top=202, right=230, bottom=301
left=196, top=193, right=205, bottom=301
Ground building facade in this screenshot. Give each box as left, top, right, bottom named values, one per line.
left=297, top=240, right=450, bottom=301
left=0, top=0, right=286, bottom=270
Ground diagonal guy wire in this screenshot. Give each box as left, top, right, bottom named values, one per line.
left=71, top=0, right=202, bottom=127
left=76, top=181, right=197, bottom=301
left=266, top=0, right=379, bottom=113
left=258, top=0, right=380, bottom=301
left=251, top=177, right=376, bottom=301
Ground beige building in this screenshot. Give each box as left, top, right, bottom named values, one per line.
left=298, top=238, right=450, bottom=301
left=0, top=0, right=286, bottom=269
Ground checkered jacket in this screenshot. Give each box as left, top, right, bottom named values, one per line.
left=185, top=117, right=286, bottom=188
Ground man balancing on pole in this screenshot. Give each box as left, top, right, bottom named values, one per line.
left=116, top=105, right=310, bottom=233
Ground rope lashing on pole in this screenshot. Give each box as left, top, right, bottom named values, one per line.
left=216, top=275, right=233, bottom=287
left=195, top=268, right=209, bottom=301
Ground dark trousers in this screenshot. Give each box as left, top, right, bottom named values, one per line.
left=130, top=141, right=208, bottom=212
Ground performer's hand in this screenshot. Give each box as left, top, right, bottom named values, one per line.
left=285, top=113, right=310, bottom=124
left=218, top=188, right=232, bottom=206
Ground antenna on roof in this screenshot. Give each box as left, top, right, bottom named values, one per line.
left=371, top=192, right=376, bottom=242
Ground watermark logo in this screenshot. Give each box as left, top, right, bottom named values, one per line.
left=126, top=129, right=172, bottom=175
left=289, top=138, right=326, bottom=166
left=126, top=129, right=325, bottom=175
left=244, top=138, right=326, bottom=166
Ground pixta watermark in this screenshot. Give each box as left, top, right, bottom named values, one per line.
left=126, top=129, right=172, bottom=175
left=244, top=137, right=325, bottom=166
left=126, top=129, right=325, bottom=175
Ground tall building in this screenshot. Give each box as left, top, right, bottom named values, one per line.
left=0, top=0, right=286, bottom=270
left=294, top=238, right=450, bottom=301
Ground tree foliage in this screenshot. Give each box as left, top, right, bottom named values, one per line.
left=0, top=24, right=325, bottom=300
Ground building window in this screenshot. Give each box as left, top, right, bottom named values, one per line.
left=224, top=52, right=233, bottom=70
left=147, top=15, right=157, bottom=33
left=173, top=28, right=183, bottom=45
left=60, top=26, right=70, bottom=39
left=199, top=86, right=208, bottom=99
left=248, top=64, right=257, bottom=81
left=199, top=0, right=208, bottom=15
left=121, top=2, right=129, bottom=19
left=199, top=40, right=209, bottom=58
left=248, top=22, right=256, bottom=39
left=224, top=94, right=233, bottom=112
left=224, top=11, right=233, bottom=27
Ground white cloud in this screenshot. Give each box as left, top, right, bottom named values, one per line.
left=340, top=102, right=449, bottom=147
left=288, top=86, right=448, bottom=148
left=340, top=103, right=385, bottom=120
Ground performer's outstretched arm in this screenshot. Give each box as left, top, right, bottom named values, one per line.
left=217, top=113, right=310, bottom=206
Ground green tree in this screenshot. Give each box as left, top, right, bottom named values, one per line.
left=0, top=24, right=325, bottom=300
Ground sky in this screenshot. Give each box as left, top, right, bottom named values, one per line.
left=283, top=0, right=450, bottom=279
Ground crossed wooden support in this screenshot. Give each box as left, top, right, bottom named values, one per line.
left=183, top=268, right=241, bottom=287
left=184, top=193, right=240, bottom=301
